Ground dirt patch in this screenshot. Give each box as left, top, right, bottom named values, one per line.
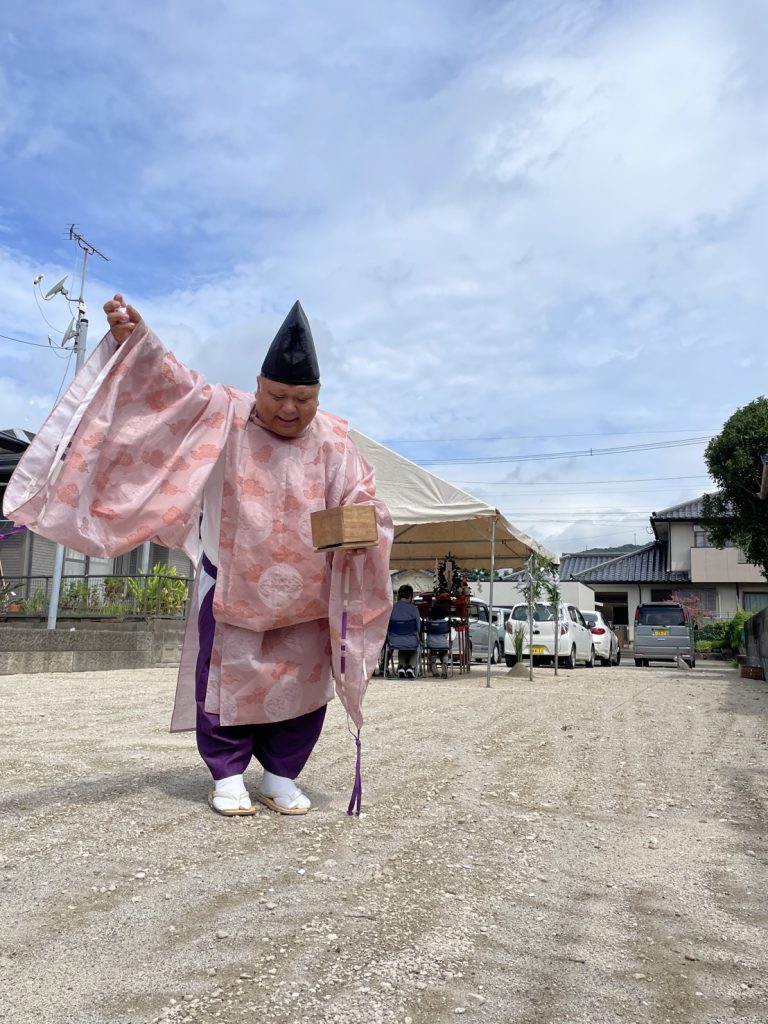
left=1, top=662, right=766, bottom=1023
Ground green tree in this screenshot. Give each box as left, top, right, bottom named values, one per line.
left=701, top=397, right=768, bottom=580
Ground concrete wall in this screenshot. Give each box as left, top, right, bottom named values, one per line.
left=690, top=547, right=767, bottom=585
left=468, top=580, right=595, bottom=611
left=669, top=523, right=693, bottom=573
left=0, top=619, right=186, bottom=675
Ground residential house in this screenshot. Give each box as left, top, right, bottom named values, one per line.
left=560, top=496, right=768, bottom=639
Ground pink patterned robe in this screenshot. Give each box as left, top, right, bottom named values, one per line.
left=4, top=321, right=394, bottom=732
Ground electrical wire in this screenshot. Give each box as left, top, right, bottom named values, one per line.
left=452, top=474, right=709, bottom=486
left=52, top=350, right=74, bottom=401
left=0, top=331, right=63, bottom=351
left=419, top=436, right=710, bottom=466
left=33, top=288, right=70, bottom=335
left=385, top=428, right=715, bottom=444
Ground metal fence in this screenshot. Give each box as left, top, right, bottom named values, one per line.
left=0, top=573, right=193, bottom=620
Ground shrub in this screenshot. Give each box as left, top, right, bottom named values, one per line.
left=728, top=610, right=749, bottom=650
left=696, top=619, right=731, bottom=645
left=126, top=563, right=189, bottom=616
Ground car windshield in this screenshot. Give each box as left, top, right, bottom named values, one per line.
left=511, top=603, right=553, bottom=622
left=582, top=612, right=598, bottom=625
left=638, top=606, right=686, bottom=627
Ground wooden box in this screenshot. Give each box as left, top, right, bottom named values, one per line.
left=310, top=505, right=378, bottom=551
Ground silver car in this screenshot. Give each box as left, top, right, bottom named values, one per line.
left=467, top=600, right=503, bottom=664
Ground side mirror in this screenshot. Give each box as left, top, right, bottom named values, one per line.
left=492, top=614, right=499, bottom=624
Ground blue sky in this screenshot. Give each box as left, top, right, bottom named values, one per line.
left=2, top=0, right=767, bottom=557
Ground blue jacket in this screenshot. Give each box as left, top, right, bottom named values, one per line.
left=388, top=601, right=421, bottom=650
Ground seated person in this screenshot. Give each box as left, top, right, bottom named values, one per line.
left=387, top=585, right=422, bottom=679
left=425, top=600, right=452, bottom=678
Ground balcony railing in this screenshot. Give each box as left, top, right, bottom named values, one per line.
left=0, top=573, right=193, bottom=620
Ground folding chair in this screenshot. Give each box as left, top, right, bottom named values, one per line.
left=385, top=617, right=422, bottom=678
left=424, top=619, right=453, bottom=677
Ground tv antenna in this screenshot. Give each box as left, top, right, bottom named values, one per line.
left=33, top=225, right=109, bottom=361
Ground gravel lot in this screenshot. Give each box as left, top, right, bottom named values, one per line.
left=2, top=660, right=767, bottom=1024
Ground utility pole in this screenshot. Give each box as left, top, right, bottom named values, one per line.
left=46, top=228, right=109, bottom=630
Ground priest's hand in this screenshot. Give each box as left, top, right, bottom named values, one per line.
left=104, top=294, right=141, bottom=346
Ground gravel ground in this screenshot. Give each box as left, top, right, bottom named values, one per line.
left=1, top=660, right=767, bottom=1024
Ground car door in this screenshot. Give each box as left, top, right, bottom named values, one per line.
left=568, top=605, right=590, bottom=661
left=468, top=602, right=491, bottom=659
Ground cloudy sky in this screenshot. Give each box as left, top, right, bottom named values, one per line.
left=2, top=0, right=766, bottom=558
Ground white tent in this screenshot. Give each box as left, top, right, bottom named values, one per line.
left=350, top=429, right=556, bottom=570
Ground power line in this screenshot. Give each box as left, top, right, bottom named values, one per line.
left=419, top=436, right=710, bottom=465
left=458, top=488, right=708, bottom=499
left=0, top=331, right=64, bottom=351
left=451, top=474, right=709, bottom=485
left=52, top=351, right=74, bottom=404
left=385, top=428, right=715, bottom=444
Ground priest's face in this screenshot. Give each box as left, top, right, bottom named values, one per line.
left=254, top=376, right=320, bottom=437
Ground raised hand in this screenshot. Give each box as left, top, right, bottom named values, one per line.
left=103, top=293, right=141, bottom=346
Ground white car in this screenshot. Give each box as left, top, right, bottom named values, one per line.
left=581, top=610, right=621, bottom=666
left=504, top=601, right=595, bottom=669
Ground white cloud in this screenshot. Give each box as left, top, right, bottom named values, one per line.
left=1, top=0, right=765, bottom=555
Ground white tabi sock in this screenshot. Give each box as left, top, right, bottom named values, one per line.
left=258, top=770, right=311, bottom=810
left=212, top=773, right=252, bottom=812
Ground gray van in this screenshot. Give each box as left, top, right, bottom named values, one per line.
left=633, top=602, right=695, bottom=668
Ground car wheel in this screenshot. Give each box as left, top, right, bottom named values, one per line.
left=504, top=654, right=516, bottom=668
left=491, top=643, right=501, bottom=664
left=685, top=655, right=696, bottom=668
left=562, top=645, right=576, bottom=670
left=615, top=648, right=621, bottom=666
left=585, top=645, right=595, bottom=668
left=634, top=658, right=645, bottom=667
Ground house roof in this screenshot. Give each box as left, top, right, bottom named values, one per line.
left=0, top=428, right=34, bottom=454
left=651, top=495, right=710, bottom=521
left=558, top=551, right=625, bottom=575
left=560, top=541, right=690, bottom=584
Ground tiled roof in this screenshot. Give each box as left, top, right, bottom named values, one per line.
left=557, top=551, right=625, bottom=576
left=0, top=428, right=34, bottom=454
left=560, top=541, right=690, bottom=584
left=651, top=495, right=710, bottom=521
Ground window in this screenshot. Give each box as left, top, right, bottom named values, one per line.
left=693, top=528, right=711, bottom=548
left=64, top=547, right=86, bottom=578
left=638, top=605, right=686, bottom=627
left=513, top=603, right=553, bottom=622
left=743, top=592, right=768, bottom=613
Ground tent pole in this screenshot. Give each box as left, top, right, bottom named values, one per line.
left=486, top=516, right=496, bottom=688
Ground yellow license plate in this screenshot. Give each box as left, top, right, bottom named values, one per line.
left=652, top=628, right=669, bottom=636
left=530, top=645, right=546, bottom=655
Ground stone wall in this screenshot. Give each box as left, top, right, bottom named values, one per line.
left=0, top=619, right=186, bottom=674
left=742, top=608, right=768, bottom=680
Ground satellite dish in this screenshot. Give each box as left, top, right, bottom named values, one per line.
left=61, top=317, right=77, bottom=346
left=44, top=275, right=69, bottom=300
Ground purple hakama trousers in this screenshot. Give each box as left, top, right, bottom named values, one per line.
left=195, top=556, right=327, bottom=782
